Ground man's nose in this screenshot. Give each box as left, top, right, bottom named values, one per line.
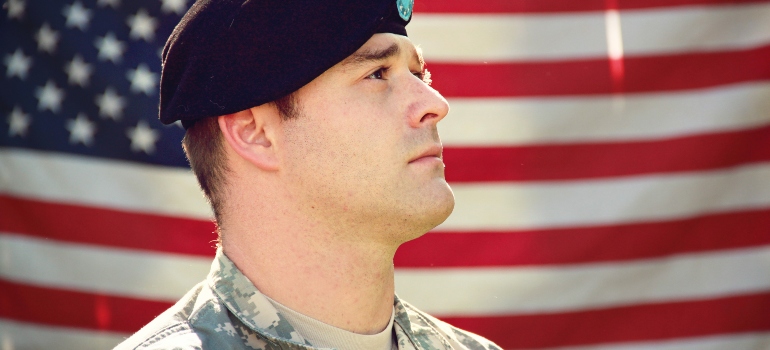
left=406, top=76, right=450, bottom=129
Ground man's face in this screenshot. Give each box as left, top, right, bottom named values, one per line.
left=277, top=33, right=453, bottom=243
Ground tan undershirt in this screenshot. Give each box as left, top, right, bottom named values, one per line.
left=265, top=296, right=396, bottom=350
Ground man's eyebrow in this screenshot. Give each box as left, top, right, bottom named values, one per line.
left=339, top=42, right=401, bottom=67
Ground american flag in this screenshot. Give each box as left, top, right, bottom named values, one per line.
left=2, top=0, right=770, bottom=349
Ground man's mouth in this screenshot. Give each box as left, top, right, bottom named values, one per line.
left=409, top=144, right=443, bottom=164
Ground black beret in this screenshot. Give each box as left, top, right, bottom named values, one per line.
left=160, top=0, right=414, bottom=128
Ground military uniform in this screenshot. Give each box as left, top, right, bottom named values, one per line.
left=120, top=1, right=503, bottom=349
left=115, top=250, right=502, bottom=350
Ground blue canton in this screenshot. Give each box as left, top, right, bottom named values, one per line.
left=1, top=0, right=190, bottom=167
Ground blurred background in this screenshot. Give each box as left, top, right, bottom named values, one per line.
left=2, top=0, right=770, bottom=349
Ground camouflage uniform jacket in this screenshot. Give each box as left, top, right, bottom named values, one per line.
left=115, top=249, right=502, bottom=350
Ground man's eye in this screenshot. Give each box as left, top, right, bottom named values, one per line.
left=367, top=68, right=386, bottom=80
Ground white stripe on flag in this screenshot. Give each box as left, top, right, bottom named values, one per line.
left=619, top=3, right=770, bottom=55
left=4, top=233, right=769, bottom=316
left=0, top=148, right=212, bottom=219
left=395, top=246, right=770, bottom=315
left=0, top=319, right=126, bottom=350
left=4, top=150, right=770, bottom=230
left=440, top=83, right=770, bottom=146
left=411, top=12, right=607, bottom=61
left=442, top=162, right=770, bottom=230
left=410, top=2, right=770, bottom=61
left=0, top=233, right=208, bottom=301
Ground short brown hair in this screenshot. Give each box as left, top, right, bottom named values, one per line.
left=182, top=93, right=300, bottom=227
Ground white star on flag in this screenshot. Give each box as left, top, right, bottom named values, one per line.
left=96, top=0, right=120, bottom=9
left=7, top=106, right=31, bottom=137
left=63, top=1, right=93, bottom=31
left=65, top=54, right=93, bottom=87
left=35, top=23, right=60, bottom=54
left=126, top=63, right=157, bottom=95
left=94, top=32, right=126, bottom=63
left=95, top=87, right=126, bottom=120
left=4, top=48, right=32, bottom=80
left=66, top=113, right=97, bottom=146
left=127, top=9, right=158, bottom=42
left=126, top=120, right=160, bottom=154
left=35, top=80, right=65, bottom=113
left=6, top=0, right=25, bottom=20
left=161, top=0, right=187, bottom=15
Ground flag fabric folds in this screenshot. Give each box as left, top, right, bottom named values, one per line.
left=2, top=0, right=770, bottom=349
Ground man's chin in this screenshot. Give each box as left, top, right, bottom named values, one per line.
left=426, top=194, right=455, bottom=231
left=404, top=186, right=455, bottom=241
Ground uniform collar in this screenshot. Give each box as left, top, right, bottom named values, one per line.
left=208, top=249, right=312, bottom=348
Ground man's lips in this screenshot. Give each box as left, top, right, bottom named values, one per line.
left=409, top=144, right=443, bottom=163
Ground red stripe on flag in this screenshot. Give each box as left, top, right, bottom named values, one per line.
left=0, top=195, right=217, bottom=256
left=0, top=279, right=170, bottom=333
left=4, top=195, right=769, bottom=267
left=397, top=208, right=770, bottom=267
left=416, top=0, right=770, bottom=13
left=443, top=125, right=770, bottom=182
left=442, top=292, right=770, bottom=349
left=429, top=45, right=770, bottom=97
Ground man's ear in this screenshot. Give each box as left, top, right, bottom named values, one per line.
left=218, top=105, right=280, bottom=171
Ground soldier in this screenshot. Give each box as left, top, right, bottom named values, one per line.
left=116, top=0, right=501, bottom=349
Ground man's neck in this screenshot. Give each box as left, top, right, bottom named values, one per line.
left=222, top=225, right=398, bottom=335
